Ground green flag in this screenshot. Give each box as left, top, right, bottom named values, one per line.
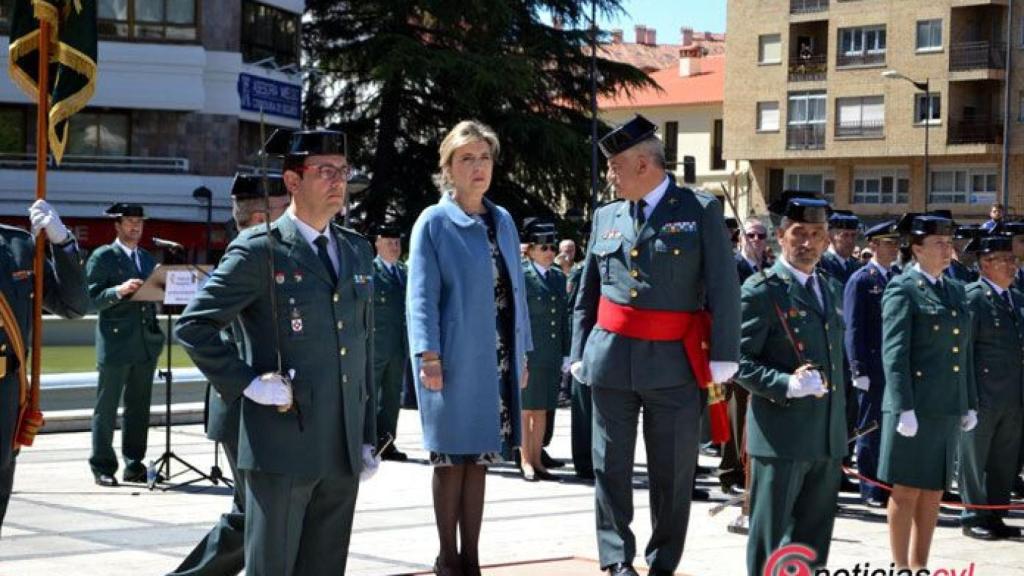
left=8, top=0, right=97, bottom=164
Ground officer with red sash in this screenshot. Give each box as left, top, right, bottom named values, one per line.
left=570, top=115, right=740, bottom=576
left=736, top=192, right=848, bottom=574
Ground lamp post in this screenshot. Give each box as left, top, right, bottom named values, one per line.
left=588, top=0, right=600, bottom=216
left=882, top=70, right=931, bottom=212
left=191, top=185, right=213, bottom=261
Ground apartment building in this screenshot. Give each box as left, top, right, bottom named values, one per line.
left=0, top=0, right=303, bottom=256
left=724, top=0, right=1020, bottom=221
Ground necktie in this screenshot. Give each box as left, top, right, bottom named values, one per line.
left=314, top=235, right=338, bottom=285
left=391, top=265, right=403, bottom=286
left=131, top=251, right=141, bottom=274
left=1001, top=290, right=1012, bottom=308
left=634, top=199, right=647, bottom=233
left=805, top=274, right=823, bottom=310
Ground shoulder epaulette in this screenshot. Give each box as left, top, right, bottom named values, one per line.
left=333, top=223, right=368, bottom=242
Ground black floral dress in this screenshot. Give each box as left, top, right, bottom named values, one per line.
left=430, top=209, right=516, bottom=467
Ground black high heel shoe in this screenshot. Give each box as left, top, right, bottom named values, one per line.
left=460, top=553, right=482, bottom=576
left=433, top=556, right=463, bottom=576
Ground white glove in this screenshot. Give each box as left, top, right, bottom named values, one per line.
left=897, top=410, right=918, bottom=437
left=29, top=199, right=69, bottom=244
left=786, top=369, right=824, bottom=399
left=360, top=444, right=380, bottom=482
left=710, top=361, right=739, bottom=383
left=852, top=376, right=870, bottom=392
left=570, top=361, right=586, bottom=384
left=243, top=369, right=295, bottom=407
left=561, top=356, right=571, bottom=374
left=961, top=409, right=978, bottom=432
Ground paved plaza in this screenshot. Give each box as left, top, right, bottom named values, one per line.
left=2, top=409, right=1022, bottom=575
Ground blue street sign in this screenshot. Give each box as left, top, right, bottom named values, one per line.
left=238, top=73, right=302, bottom=120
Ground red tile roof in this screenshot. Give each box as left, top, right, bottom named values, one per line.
left=598, top=55, right=724, bottom=110
left=599, top=33, right=726, bottom=72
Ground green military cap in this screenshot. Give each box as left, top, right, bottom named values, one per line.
left=768, top=191, right=830, bottom=224
left=598, top=114, right=656, bottom=158
left=230, top=173, right=287, bottom=200
left=105, top=202, right=145, bottom=218
left=966, top=233, right=1013, bottom=255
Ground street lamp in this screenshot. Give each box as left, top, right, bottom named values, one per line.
left=191, top=185, right=213, bottom=261
left=882, top=69, right=931, bottom=212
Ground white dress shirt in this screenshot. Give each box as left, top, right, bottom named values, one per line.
left=288, top=210, right=338, bottom=274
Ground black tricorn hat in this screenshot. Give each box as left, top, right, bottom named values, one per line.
left=105, top=203, right=145, bottom=218
left=994, top=221, right=1024, bottom=236
left=768, top=191, right=830, bottom=224
left=895, top=213, right=956, bottom=237
left=828, top=210, right=860, bottom=231
left=372, top=222, right=403, bottom=239
left=230, top=173, right=287, bottom=200
left=724, top=217, right=740, bottom=231
left=953, top=223, right=982, bottom=241
left=966, top=233, right=1013, bottom=255
left=598, top=114, right=657, bottom=158
left=522, top=217, right=559, bottom=245
left=263, top=128, right=348, bottom=159
left=864, top=220, right=898, bottom=239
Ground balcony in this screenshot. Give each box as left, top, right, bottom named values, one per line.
left=948, top=120, right=1003, bottom=145
left=835, top=119, right=885, bottom=139
left=837, top=51, right=885, bottom=68
left=791, top=0, right=829, bottom=14
left=788, top=54, right=827, bottom=82
left=950, top=41, right=1007, bottom=71
left=0, top=153, right=190, bottom=173
left=786, top=124, right=826, bottom=150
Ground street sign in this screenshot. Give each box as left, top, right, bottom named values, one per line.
left=238, top=73, right=301, bottom=120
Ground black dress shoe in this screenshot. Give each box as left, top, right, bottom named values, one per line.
left=541, top=449, right=565, bottom=469
left=1012, top=476, right=1024, bottom=499
left=575, top=469, right=595, bottom=481
left=381, top=446, right=408, bottom=462
left=839, top=477, right=858, bottom=493
left=691, top=487, right=711, bottom=501
left=122, top=467, right=147, bottom=483
left=963, top=524, right=998, bottom=540
left=649, top=570, right=675, bottom=576
left=534, top=468, right=558, bottom=481
left=993, top=522, right=1022, bottom=539
left=605, top=563, right=639, bottom=576
left=95, top=474, right=119, bottom=487
left=942, top=491, right=962, bottom=503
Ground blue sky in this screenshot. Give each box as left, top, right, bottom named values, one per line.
left=603, top=1, right=726, bottom=40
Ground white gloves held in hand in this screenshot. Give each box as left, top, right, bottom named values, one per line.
left=961, top=409, right=978, bottom=432
left=360, top=444, right=380, bottom=482
left=244, top=369, right=295, bottom=409
left=852, top=376, right=870, bottom=392
left=29, top=199, right=69, bottom=244
left=897, top=410, right=918, bottom=437
left=786, top=368, right=826, bottom=399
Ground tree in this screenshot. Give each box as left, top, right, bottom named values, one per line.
left=303, top=0, right=654, bottom=236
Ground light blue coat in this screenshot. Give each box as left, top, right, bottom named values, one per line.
left=407, top=193, right=532, bottom=453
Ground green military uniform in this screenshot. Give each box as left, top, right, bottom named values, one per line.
left=737, top=257, right=848, bottom=574
left=523, top=261, right=570, bottom=410
left=372, top=255, right=407, bottom=448
left=960, top=273, right=1024, bottom=531
left=86, top=238, right=165, bottom=480
left=0, top=224, right=87, bottom=532
left=567, top=261, right=593, bottom=478
left=176, top=211, right=375, bottom=575
left=572, top=177, right=740, bottom=573
left=879, top=266, right=976, bottom=491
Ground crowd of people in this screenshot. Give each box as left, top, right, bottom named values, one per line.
left=0, top=113, right=1022, bottom=576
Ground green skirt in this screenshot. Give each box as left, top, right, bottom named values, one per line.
left=521, top=361, right=560, bottom=410
left=878, top=412, right=959, bottom=491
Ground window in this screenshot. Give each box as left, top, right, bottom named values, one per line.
left=852, top=168, right=909, bottom=204
left=242, top=1, right=300, bottom=68
left=785, top=170, right=836, bottom=203
left=98, top=0, right=197, bottom=41
left=838, top=26, right=886, bottom=66
left=66, top=109, right=130, bottom=157
left=914, top=93, right=941, bottom=124
left=757, top=102, right=780, bottom=132
left=787, top=91, right=826, bottom=150
left=663, top=121, right=678, bottom=165
left=836, top=96, right=885, bottom=138
left=759, top=34, right=782, bottom=64
left=0, top=107, right=27, bottom=154
left=916, top=20, right=942, bottom=52
left=929, top=167, right=998, bottom=205
left=712, top=119, right=725, bottom=171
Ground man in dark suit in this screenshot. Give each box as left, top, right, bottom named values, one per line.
left=86, top=203, right=166, bottom=486
left=735, top=218, right=768, bottom=284
left=843, top=220, right=900, bottom=508
left=0, top=200, right=87, bottom=535
left=818, top=210, right=861, bottom=286
left=372, top=222, right=409, bottom=461
left=167, top=173, right=289, bottom=576
left=176, top=129, right=377, bottom=575
left=571, top=115, right=740, bottom=576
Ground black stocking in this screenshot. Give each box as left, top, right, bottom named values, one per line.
left=433, top=464, right=466, bottom=568
left=459, top=464, right=487, bottom=569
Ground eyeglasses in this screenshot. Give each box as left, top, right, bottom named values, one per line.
left=745, top=232, right=767, bottom=240
left=298, top=163, right=351, bottom=182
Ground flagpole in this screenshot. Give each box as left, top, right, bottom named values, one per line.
left=24, top=18, right=51, bottom=446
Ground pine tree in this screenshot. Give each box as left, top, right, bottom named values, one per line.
left=304, top=0, right=653, bottom=233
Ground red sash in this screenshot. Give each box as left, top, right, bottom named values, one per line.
left=596, top=296, right=730, bottom=444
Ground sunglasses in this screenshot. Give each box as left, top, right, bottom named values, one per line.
left=536, top=244, right=557, bottom=252
left=745, top=232, right=767, bottom=240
